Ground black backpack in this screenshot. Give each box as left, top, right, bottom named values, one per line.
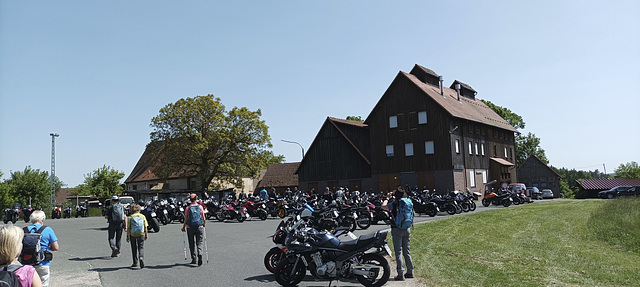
left=0, top=265, right=22, bottom=287
left=20, top=226, right=46, bottom=265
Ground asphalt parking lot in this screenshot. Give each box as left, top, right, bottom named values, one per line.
left=30, top=202, right=510, bottom=286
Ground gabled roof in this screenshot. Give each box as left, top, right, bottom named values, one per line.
left=124, top=144, right=194, bottom=184
left=519, top=154, right=560, bottom=176
left=580, top=178, right=640, bottom=190
left=257, top=162, right=300, bottom=188
left=366, top=67, right=517, bottom=132
left=297, top=117, right=370, bottom=174
left=450, top=79, right=477, bottom=93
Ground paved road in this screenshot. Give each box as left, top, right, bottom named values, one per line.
left=30, top=202, right=514, bottom=287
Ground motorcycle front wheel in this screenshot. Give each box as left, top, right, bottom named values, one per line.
left=469, top=201, right=477, bottom=211
left=150, top=218, right=160, bottom=233
left=357, top=217, right=371, bottom=230
left=277, top=208, right=287, bottom=219
left=446, top=205, right=456, bottom=215
left=12, top=214, right=18, bottom=224
left=274, top=257, right=306, bottom=287
left=237, top=213, right=246, bottom=223
left=355, top=253, right=391, bottom=287
left=481, top=199, right=491, bottom=207
left=342, top=217, right=357, bottom=232
left=258, top=210, right=268, bottom=221
left=264, top=247, right=284, bottom=273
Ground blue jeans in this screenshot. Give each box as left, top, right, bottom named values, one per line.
left=391, top=227, right=414, bottom=275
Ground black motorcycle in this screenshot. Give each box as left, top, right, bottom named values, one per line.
left=274, top=216, right=391, bottom=287
left=75, top=201, right=89, bottom=218
left=140, top=201, right=161, bottom=232
left=63, top=206, right=72, bottom=219
left=4, top=203, right=20, bottom=224
left=22, top=206, right=34, bottom=222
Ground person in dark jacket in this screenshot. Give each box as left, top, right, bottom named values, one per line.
left=106, top=196, right=127, bottom=257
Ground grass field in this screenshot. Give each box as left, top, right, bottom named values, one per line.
left=390, top=199, right=640, bottom=286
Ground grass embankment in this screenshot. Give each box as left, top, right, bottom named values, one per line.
left=390, top=199, right=640, bottom=286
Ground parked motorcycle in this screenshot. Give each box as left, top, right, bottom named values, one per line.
left=75, top=201, right=89, bottom=218
left=216, top=201, right=248, bottom=222
left=140, top=201, right=160, bottom=232
left=273, top=215, right=391, bottom=287
left=4, top=203, right=20, bottom=224
left=22, top=206, right=34, bottom=222
left=51, top=206, right=62, bottom=219
left=242, top=198, right=268, bottom=221
left=482, top=186, right=513, bottom=207
left=63, top=206, right=72, bottom=219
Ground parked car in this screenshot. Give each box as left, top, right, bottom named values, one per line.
left=508, top=183, right=526, bottom=194
left=541, top=189, right=554, bottom=199
left=616, top=186, right=640, bottom=197
left=527, top=187, right=542, bottom=200
left=597, top=186, right=632, bottom=199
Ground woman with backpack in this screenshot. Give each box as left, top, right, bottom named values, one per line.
left=0, top=224, right=42, bottom=287
left=388, top=187, right=414, bottom=281
left=126, top=204, right=148, bottom=269
left=181, top=193, right=205, bottom=266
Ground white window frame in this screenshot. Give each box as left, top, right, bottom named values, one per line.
left=481, top=143, right=485, bottom=156
left=482, top=169, right=487, bottom=183
left=470, top=169, right=476, bottom=187
left=389, top=116, right=398, bottom=129
left=405, top=143, right=414, bottom=157
left=425, top=141, right=434, bottom=155
left=455, top=139, right=460, bottom=154
left=469, top=141, right=473, bottom=155
left=418, top=111, right=427, bottom=124
left=386, top=145, right=394, bottom=157
left=504, top=147, right=508, bottom=159
left=474, top=142, right=479, bottom=155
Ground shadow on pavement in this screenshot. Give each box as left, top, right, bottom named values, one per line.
left=244, top=274, right=272, bottom=283
left=83, top=227, right=108, bottom=231
left=68, top=256, right=111, bottom=261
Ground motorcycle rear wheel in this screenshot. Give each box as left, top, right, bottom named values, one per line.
left=428, top=209, right=437, bottom=217
left=356, top=217, right=371, bottom=230
left=237, top=213, right=246, bottom=222
left=481, top=199, right=491, bottom=207
left=446, top=205, right=456, bottom=215
left=469, top=201, right=477, bottom=211
left=258, top=210, right=268, bottom=221
left=355, top=253, right=391, bottom=287
left=150, top=218, right=160, bottom=233
left=217, top=212, right=225, bottom=222
left=277, top=208, right=287, bottom=219
left=274, top=257, right=306, bottom=287
left=264, top=247, right=284, bottom=273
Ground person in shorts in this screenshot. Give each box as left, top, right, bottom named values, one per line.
left=26, top=211, right=58, bottom=287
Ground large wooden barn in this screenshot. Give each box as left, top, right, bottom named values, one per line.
left=297, top=64, right=518, bottom=195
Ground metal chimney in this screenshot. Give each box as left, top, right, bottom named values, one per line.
left=439, top=76, right=444, bottom=97
left=455, top=83, right=461, bottom=102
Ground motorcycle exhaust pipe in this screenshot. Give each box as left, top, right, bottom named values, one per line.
left=352, top=264, right=380, bottom=277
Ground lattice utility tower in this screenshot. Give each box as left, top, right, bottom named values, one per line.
left=50, top=133, right=59, bottom=207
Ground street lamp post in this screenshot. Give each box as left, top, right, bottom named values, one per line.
left=281, top=139, right=304, bottom=161
left=50, top=133, right=59, bottom=208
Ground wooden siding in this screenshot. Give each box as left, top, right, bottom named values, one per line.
left=297, top=120, right=371, bottom=182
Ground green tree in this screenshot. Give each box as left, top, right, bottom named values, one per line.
left=149, top=95, right=276, bottom=190
left=6, top=166, right=52, bottom=208
left=614, top=161, right=640, bottom=178
left=482, top=100, right=525, bottom=130
left=0, top=171, right=14, bottom=210
left=77, top=165, right=125, bottom=198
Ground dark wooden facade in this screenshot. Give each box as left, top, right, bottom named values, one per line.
left=517, top=155, right=560, bottom=197
left=365, top=65, right=517, bottom=193
left=297, top=117, right=374, bottom=192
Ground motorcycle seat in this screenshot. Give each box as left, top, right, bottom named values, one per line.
left=337, top=232, right=377, bottom=251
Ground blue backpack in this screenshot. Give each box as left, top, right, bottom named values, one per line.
left=394, top=198, right=414, bottom=230
left=187, top=205, right=204, bottom=228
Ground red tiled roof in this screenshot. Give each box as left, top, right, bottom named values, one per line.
left=402, top=71, right=517, bottom=132
left=258, top=162, right=300, bottom=188
left=580, top=178, right=640, bottom=190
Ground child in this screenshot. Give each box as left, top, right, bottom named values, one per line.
left=0, top=224, right=43, bottom=287
left=126, top=204, right=148, bottom=268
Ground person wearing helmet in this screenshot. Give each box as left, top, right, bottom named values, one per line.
left=106, top=195, right=127, bottom=257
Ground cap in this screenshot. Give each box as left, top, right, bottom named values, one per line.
left=111, top=195, right=119, bottom=200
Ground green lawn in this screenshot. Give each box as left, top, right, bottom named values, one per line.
left=390, top=199, right=640, bottom=286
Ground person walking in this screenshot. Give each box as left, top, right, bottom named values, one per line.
left=388, top=187, right=414, bottom=281
left=126, top=204, right=148, bottom=269
left=25, top=211, right=58, bottom=287
left=0, top=224, right=43, bottom=287
left=181, top=193, right=205, bottom=266
left=106, top=196, right=127, bottom=257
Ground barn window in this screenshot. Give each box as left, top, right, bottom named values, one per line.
left=474, top=143, right=479, bottom=155
left=418, top=111, right=427, bottom=124
left=455, top=139, right=460, bottom=154
left=405, top=143, right=414, bottom=156
left=386, top=145, right=394, bottom=157
left=469, top=141, right=473, bottom=155
left=470, top=169, right=476, bottom=187
left=425, top=141, right=434, bottom=155
left=389, top=116, right=398, bottom=129
left=481, top=143, right=485, bottom=156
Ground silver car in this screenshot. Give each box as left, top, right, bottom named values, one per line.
left=542, top=189, right=554, bottom=199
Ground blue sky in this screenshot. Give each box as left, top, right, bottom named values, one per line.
left=1, top=1, right=639, bottom=187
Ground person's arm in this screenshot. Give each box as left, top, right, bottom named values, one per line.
left=126, top=218, right=131, bottom=243
left=200, top=206, right=206, bottom=227
left=181, top=207, right=189, bottom=232
left=32, top=269, right=43, bottom=287
left=49, top=241, right=59, bottom=251
left=144, top=225, right=148, bottom=240
left=123, top=214, right=128, bottom=230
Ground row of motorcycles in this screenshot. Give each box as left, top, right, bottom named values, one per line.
left=3, top=204, right=73, bottom=224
